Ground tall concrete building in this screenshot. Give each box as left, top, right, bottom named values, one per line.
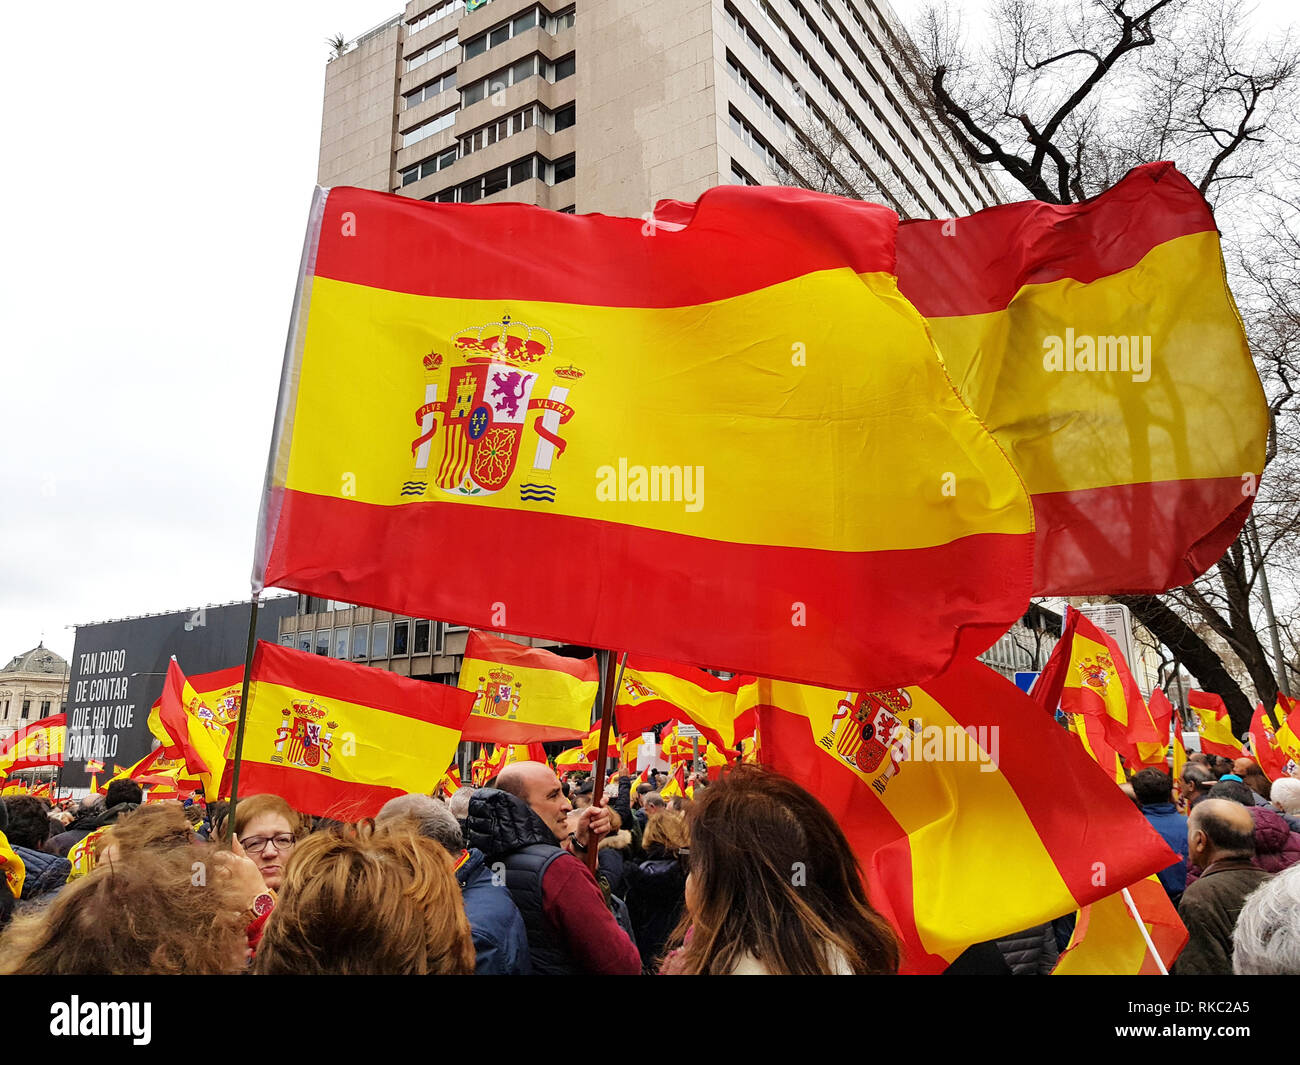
left=318, top=0, right=1001, bottom=220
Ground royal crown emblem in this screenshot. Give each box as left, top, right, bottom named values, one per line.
left=819, top=688, right=922, bottom=795
left=623, top=677, right=656, bottom=701
left=1077, top=654, right=1113, bottom=695
left=406, top=314, right=581, bottom=504
left=474, top=668, right=522, bottom=720
left=271, top=699, right=336, bottom=773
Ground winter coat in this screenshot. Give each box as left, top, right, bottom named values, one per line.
left=624, top=843, right=688, bottom=971
left=1248, top=806, right=1300, bottom=874
left=1140, top=802, right=1189, bottom=901
left=597, top=829, right=633, bottom=897
left=1186, top=806, right=1300, bottom=883
left=13, top=845, right=71, bottom=902
left=995, top=923, right=1060, bottom=975
left=456, top=847, right=532, bottom=975
left=47, top=802, right=138, bottom=857
left=1174, top=859, right=1271, bottom=975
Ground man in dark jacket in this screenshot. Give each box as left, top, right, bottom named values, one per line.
left=2, top=796, right=71, bottom=903
left=47, top=780, right=141, bottom=857
left=465, top=763, right=641, bottom=975
left=1132, top=768, right=1189, bottom=904
left=376, top=793, right=531, bottom=975
left=1174, top=798, right=1271, bottom=975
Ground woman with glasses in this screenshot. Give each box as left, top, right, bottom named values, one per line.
left=230, top=793, right=306, bottom=893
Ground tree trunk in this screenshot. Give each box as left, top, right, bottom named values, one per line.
left=1115, top=595, right=1254, bottom=732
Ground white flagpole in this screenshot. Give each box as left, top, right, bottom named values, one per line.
left=1121, top=886, right=1168, bottom=975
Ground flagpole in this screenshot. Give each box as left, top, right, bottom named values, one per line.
left=1121, top=885, right=1168, bottom=976
left=588, top=649, right=627, bottom=874
left=224, top=594, right=261, bottom=848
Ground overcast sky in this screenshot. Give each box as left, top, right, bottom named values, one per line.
left=1, top=0, right=1294, bottom=667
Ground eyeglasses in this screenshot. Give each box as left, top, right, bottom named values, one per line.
left=239, top=833, right=296, bottom=855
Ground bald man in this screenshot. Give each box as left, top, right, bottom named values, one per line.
left=465, top=762, right=641, bottom=975
left=1173, top=799, right=1271, bottom=975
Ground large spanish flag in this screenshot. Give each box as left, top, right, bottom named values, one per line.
left=1052, top=876, right=1186, bottom=975
left=0, top=714, right=65, bottom=779
left=616, top=656, right=752, bottom=751
left=1033, top=607, right=1159, bottom=768
left=254, top=185, right=1035, bottom=692
left=222, top=640, right=473, bottom=819
left=897, top=162, right=1267, bottom=595
left=457, top=631, right=597, bottom=744
left=1190, top=690, right=1246, bottom=760
left=754, top=658, right=1177, bottom=973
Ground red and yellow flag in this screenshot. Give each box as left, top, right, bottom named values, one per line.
left=554, top=745, right=593, bottom=773
left=1190, top=690, right=1246, bottom=761
left=253, top=185, right=1038, bottom=693
left=0, top=714, right=65, bottom=779
left=1034, top=607, right=1159, bottom=769
left=220, top=641, right=473, bottom=819
left=1, top=830, right=25, bottom=899
left=897, top=162, right=1267, bottom=595
left=150, top=661, right=243, bottom=801
left=1140, top=687, right=1175, bottom=771
left=457, top=632, right=597, bottom=744
left=616, top=656, right=753, bottom=751
left=755, top=658, right=1178, bottom=974
left=1053, top=876, right=1186, bottom=975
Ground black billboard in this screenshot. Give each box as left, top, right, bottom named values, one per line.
left=64, top=596, right=297, bottom=783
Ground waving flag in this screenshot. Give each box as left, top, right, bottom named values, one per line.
left=1033, top=607, right=1160, bottom=769
left=0, top=714, right=65, bottom=779
left=254, top=184, right=1036, bottom=692
left=1, top=831, right=25, bottom=900
left=457, top=632, right=597, bottom=744
left=1140, top=687, right=1175, bottom=770
left=616, top=657, right=754, bottom=751
left=1248, top=701, right=1297, bottom=780
left=1053, top=876, right=1186, bottom=975
left=221, top=641, right=473, bottom=819
left=897, top=162, right=1267, bottom=595
left=755, top=658, right=1177, bottom=973
left=152, top=661, right=243, bottom=801
left=1190, top=690, right=1246, bottom=760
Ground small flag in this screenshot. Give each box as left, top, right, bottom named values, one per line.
left=1053, top=876, right=1187, bottom=975
left=219, top=641, right=473, bottom=820
left=1189, top=690, right=1246, bottom=761
left=616, top=657, right=754, bottom=751
left=0, top=714, right=66, bottom=779
left=458, top=632, right=597, bottom=744
left=0, top=830, right=25, bottom=899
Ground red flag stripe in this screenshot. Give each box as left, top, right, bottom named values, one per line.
left=265, top=490, right=1030, bottom=692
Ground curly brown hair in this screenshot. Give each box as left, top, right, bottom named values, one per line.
left=253, top=822, right=474, bottom=975
left=662, top=765, right=899, bottom=975
left=0, top=842, right=250, bottom=974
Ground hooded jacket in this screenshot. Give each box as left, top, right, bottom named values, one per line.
left=456, top=847, right=533, bottom=975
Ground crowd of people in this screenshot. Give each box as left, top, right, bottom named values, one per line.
left=1, top=749, right=1298, bottom=975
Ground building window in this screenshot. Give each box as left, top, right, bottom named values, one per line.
left=407, top=0, right=464, bottom=37
left=40, top=700, right=51, bottom=717
left=402, top=107, right=459, bottom=148
left=414, top=620, right=431, bottom=655
left=552, top=153, right=575, bottom=183
left=461, top=52, right=573, bottom=110
left=406, top=31, right=459, bottom=73
left=404, top=68, right=458, bottom=110
left=731, top=159, right=758, bottom=185
left=400, top=145, right=460, bottom=188
left=460, top=105, right=536, bottom=157
left=552, top=102, right=575, bottom=131
left=279, top=632, right=295, bottom=647
left=1, top=700, right=8, bottom=719
left=353, top=624, right=370, bottom=661
left=461, top=6, right=569, bottom=62
left=315, top=630, right=331, bottom=656
left=298, top=632, right=313, bottom=654
left=334, top=627, right=350, bottom=660
left=21, top=699, right=31, bottom=719
left=393, top=620, right=410, bottom=656
left=558, top=204, right=576, bottom=213
left=372, top=622, right=391, bottom=659
left=552, top=54, right=575, bottom=81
